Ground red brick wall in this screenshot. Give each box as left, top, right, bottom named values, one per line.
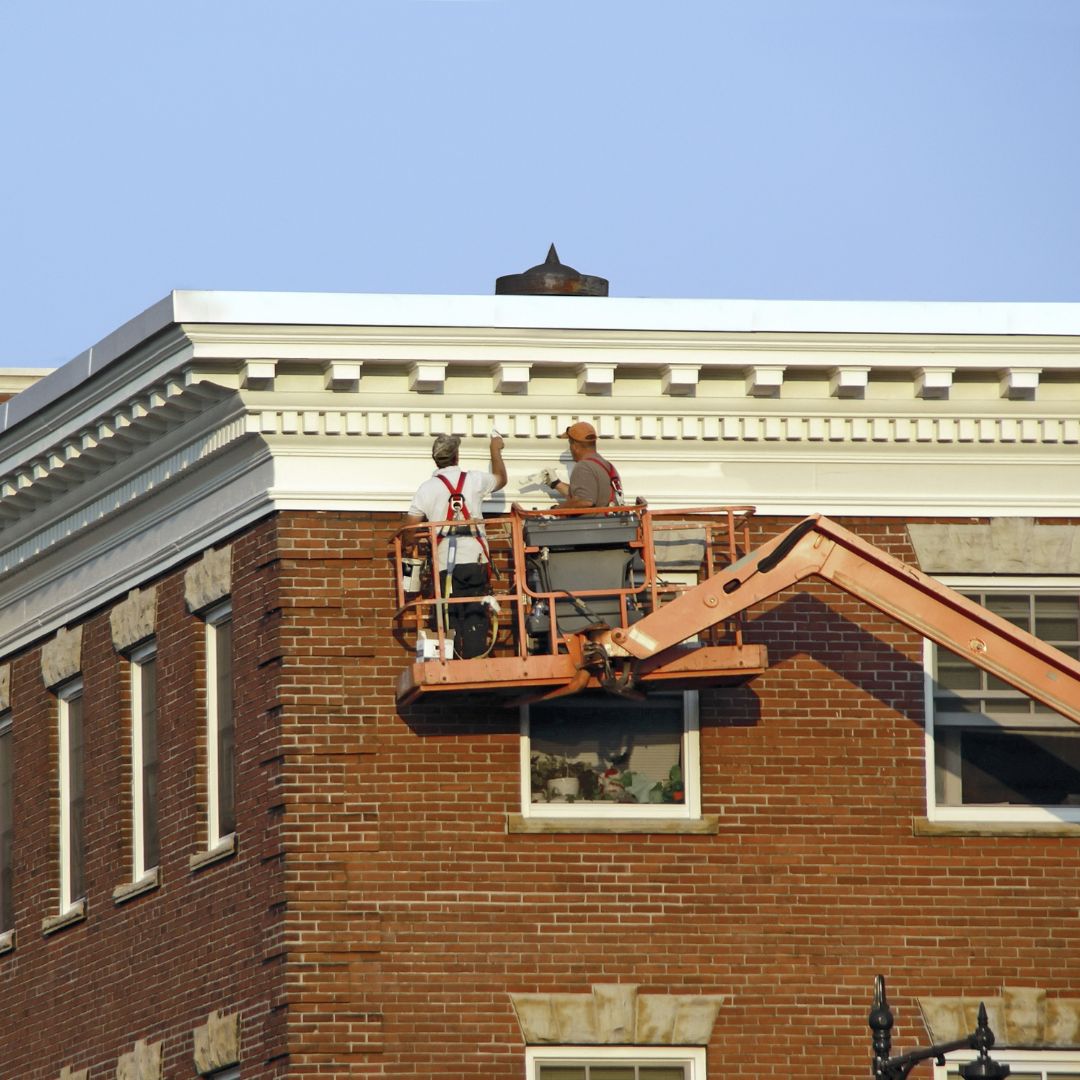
left=2, top=510, right=1077, bottom=1079
left=272, top=511, right=1080, bottom=1078
left=0, top=516, right=286, bottom=1080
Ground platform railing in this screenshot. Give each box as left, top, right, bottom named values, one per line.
left=389, top=505, right=757, bottom=662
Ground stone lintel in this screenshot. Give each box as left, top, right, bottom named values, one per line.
left=41, top=626, right=83, bottom=689
left=110, top=587, right=158, bottom=653
left=59, top=1067, right=89, bottom=1080
left=184, top=546, right=232, bottom=614
left=919, top=989, right=1080, bottom=1049
left=510, top=984, right=725, bottom=1046
left=193, top=1009, right=241, bottom=1075
left=0, top=663, right=9, bottom=712
left=907, top=519, right=1080, bottom=575
left=116, top=1038, right=162, bottom=1080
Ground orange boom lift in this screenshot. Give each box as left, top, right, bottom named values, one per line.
left=390, top=506, right=1080, bottom=725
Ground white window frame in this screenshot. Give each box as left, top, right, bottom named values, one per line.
left=525, top=1045, right=706, bottom=1079
left=129, top=641, right=158, bottom=881
left=925, top=576, right=1080, bottom=824
left=0, top=709, right=12, bottom=937
left=58, top=679, right=85, bottom=913
left=935, top=1047, right=1080, bottom=1079
left=205, top=602, right=235, bottom=849
left=520, top=690, right=701, bottom=821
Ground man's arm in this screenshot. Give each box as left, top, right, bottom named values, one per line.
left=556, top=460, right=603, bottom=508
left=489, top=435, right=507, bottom=491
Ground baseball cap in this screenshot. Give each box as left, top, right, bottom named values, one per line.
left=431, top=433, right=461, bottom=466
left=561, top=421, right=597, bottom=443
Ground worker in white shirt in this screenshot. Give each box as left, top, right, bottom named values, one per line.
left=405, top=432, right=507, bottom=657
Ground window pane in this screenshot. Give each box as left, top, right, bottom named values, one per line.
left=1034, top=595, right=1080, bottom=642
left=0, top=724, right=12, bottom=933
left=530, top=694, right=684, bottom=804
left=67, top=695, right=85, bottom=901
left=538, top=1069, right=587, bottom=1080
left=140, top=658, right=159, bottom=870
left=640, top=1070, right=688, bottom=1080
left=936, top=649, right=983, bottom=691
left=960, top=729, right=1080, bottom=805
left=985, top=594, right=1031, bottom=629
left=590, top=1069, right=636, bottom=1080
left=215, top=619, right=236, bottom=837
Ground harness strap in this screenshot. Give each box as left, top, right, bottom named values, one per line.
left=435, top=472, right=492, bottom=563
left=584, top=454, right=624, bottom=506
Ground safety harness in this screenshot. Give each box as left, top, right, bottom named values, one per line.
left=433, top=471, right=493, bottom=646
left=435, top=471, right=492, bottom=570
left=584, top=454, right=624, bottom=506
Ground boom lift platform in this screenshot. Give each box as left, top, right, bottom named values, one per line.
left=390, top=506, right=1080, bottom=725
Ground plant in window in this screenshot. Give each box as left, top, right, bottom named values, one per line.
left=650, top=764, right=685, bottom=804
left=530, top=753, right=600, bottom=802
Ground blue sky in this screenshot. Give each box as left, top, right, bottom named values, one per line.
left=1, top=0, right=1078, bottom=367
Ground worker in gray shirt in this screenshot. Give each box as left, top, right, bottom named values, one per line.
left=549, top=422, right=623, bottom=508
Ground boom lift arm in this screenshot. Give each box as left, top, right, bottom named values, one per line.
left=611, top=514, right=1080, bottom=726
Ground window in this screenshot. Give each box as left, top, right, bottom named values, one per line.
left=926, top=584, right=1080, bottom=822
left=527, top=1047, right=706, bottom=1079
left=936, top=1049, right=1080, bottom=1080
left=130, top=643, right=159, bottom=879
left=58, top=681, right=85, bottom=911
left=521, top=691, right=699, bottom=819
left=0, top=711, right=12, bottom=935
left=206, top=605, right=235, bottom=846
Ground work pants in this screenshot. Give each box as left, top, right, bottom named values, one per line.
left=437, top=564, right=490, bottom=659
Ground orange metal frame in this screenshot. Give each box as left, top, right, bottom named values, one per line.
left=390, top=504, right=765, bottom=704
left=393, top=508, right=1080, bottom=723
left=612, top=514, right=1080, bottom=726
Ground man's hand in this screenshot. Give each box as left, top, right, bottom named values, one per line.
left=489, top=434, right=508, bottom=491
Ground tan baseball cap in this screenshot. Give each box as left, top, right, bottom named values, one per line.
left=431, top=433, right=461, bottom=465
left=561, top=421, right=597, bottom=443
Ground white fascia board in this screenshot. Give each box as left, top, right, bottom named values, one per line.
left=171, top=290, right=1080, bottom=337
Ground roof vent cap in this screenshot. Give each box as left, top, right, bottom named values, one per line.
left=495, top=244, right=608, bottom=297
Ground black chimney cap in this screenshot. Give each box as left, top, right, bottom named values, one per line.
left=495, top=244, right=608, bottom=297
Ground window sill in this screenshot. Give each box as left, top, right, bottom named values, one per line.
left=0, top=929, right=13, bottom=955
left=42, top=898, right=87, bottom=936
left=112, top=867, right=161, bottom=905
left=914, top=817, right=1080, bottom=838
left=508, top=814, right=720, bottom=835
left=189, top=832, right=237, bottom=872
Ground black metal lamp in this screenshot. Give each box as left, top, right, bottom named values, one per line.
left=869, top=975, right=1010, bottom=1080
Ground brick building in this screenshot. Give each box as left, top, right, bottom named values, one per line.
left=0, top=281, right=1079, bottom=1079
